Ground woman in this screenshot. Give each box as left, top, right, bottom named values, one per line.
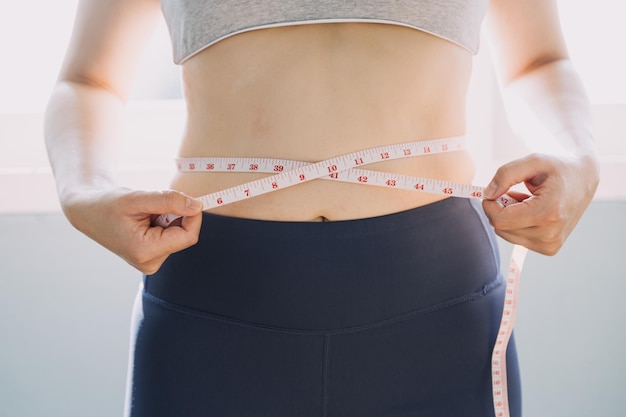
left=45, top=0, right=599, bottom=416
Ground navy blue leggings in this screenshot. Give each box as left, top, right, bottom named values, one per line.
left=126, top=197, right=521, bottom=417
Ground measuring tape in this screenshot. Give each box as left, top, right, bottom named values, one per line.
left=493, top=243, right=527, bottom=417
left=155, top=135, right=528, bottom=417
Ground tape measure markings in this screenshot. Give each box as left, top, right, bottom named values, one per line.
left=492, top=244, right=528, bottom=417
left=175, top=159, right=487, bottom=199
left=175, top=136, right=464, bottom=174
left=155, top=136, right=465, bottom=226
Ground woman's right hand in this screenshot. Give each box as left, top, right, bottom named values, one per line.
left=62, top=187, right=203, bottom=274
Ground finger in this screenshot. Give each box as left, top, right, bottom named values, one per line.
left=484, top=154, right=553, bottom=200
left=126, top=211, right=203, bottom=273
left=492, top=227, right=533, bottom=248
left=482, top=194, right=548, bottom=231
left=146, top=211, right=203, bottom=254
left=503, top=190, right=531, bottom=203
left=494, top=228, right=562, bottom=256
left=128, top=190, right=203, bottom=216
left=134, top=254, right=170, bottom=276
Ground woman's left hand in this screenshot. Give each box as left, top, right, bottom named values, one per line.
left=482, top=152, right=599, bottom=255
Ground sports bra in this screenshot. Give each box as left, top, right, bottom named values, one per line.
left=160, top=0, right=490, bottom=64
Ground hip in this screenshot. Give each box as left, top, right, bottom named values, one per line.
left=144, top=197, right=502, bottom=331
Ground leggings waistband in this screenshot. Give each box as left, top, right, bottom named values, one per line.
left=145, top=197, right=501, bottom=331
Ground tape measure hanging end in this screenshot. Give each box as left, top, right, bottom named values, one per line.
left=491, top=244, right=528, bottom=417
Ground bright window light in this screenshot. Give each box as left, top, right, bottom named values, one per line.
left=0, top=1, right=624, bottom=213
left=558, top=0, right=626, bottom=105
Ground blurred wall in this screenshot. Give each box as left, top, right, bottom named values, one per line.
left=0, top=201, right=624, bottom=417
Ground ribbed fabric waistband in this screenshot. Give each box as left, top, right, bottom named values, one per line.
left=144, top=197, right=502, bottom=331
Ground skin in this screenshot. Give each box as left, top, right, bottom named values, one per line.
left=45, top=0, right=600, bottom=274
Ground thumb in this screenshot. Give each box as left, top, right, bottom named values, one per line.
left=484, top=154, right=550, bottom=200
left=133, top=190, right=203, bottom=216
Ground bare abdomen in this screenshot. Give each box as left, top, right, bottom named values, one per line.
left=170, top=23, right=476, bottom=221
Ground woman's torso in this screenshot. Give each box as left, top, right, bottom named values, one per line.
left=170, top=23, right=476, bottom=221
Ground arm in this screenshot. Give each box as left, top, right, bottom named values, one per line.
left=481, top=0, right=600, bottom=255
left=45, top=0, right=202, bottom=274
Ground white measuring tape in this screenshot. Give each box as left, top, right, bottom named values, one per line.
left=155, top=135, right=528, bottom=417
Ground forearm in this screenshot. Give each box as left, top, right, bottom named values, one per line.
left=41, top=0, right=204, bottom=274
left=43, top=79, right=203, bottom=273
left=483, top=59, right=600, bottom=254
left=44, top=80, right=125, bottom=207
left=482, top=0, right=599, bottom=254
left=501, top=58, right=597, bottom=160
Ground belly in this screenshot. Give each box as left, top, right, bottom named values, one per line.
left=170, top=23, right=476, bottom=221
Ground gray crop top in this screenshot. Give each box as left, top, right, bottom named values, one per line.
left=160, top=0, right=489, bottom=64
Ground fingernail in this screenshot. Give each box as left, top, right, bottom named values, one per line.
left=186, top=198, right=202, bottom=211
left=484, top=182, right=498, bottom=199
